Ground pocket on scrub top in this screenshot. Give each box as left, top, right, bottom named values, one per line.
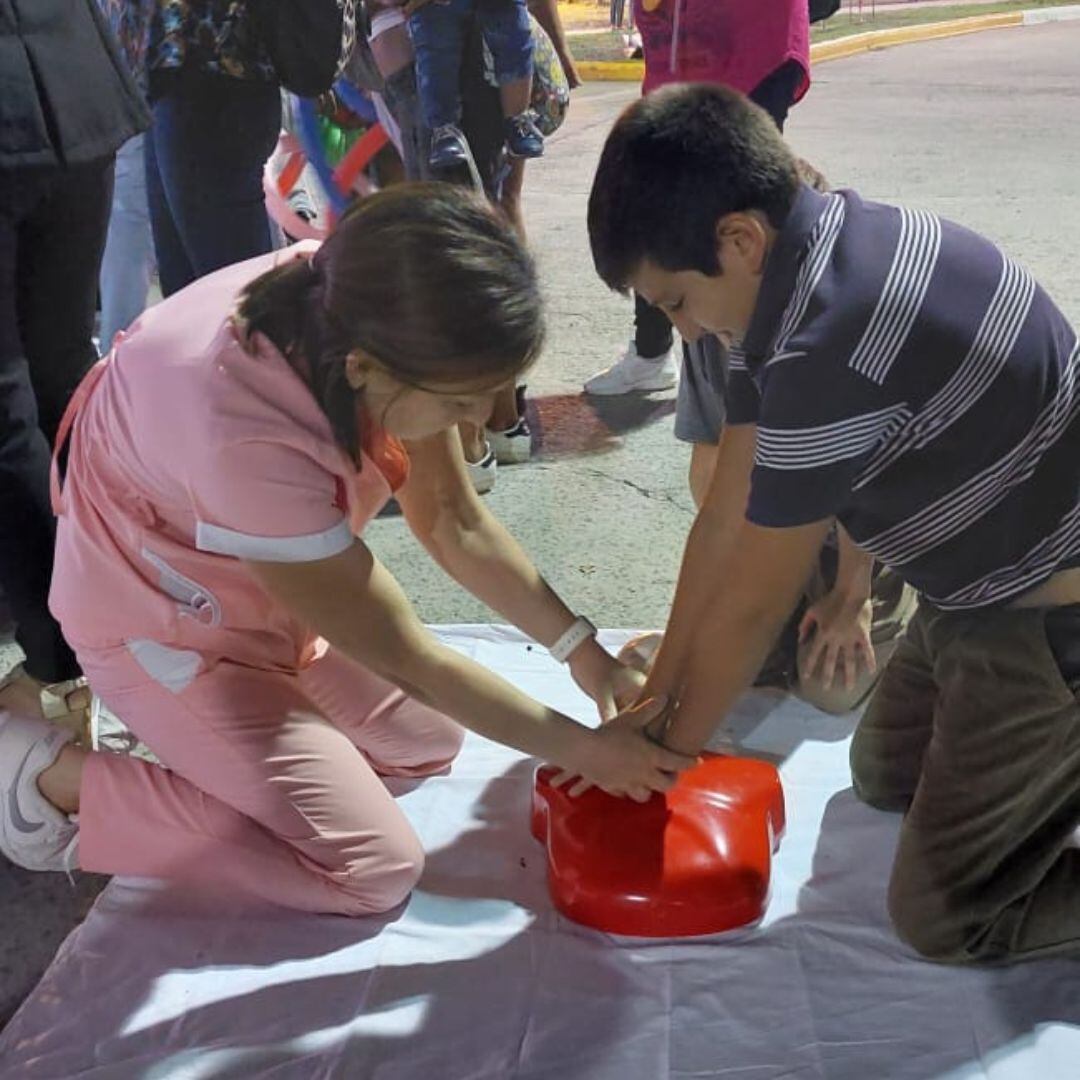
left=140, top=548, right=223, bottom=628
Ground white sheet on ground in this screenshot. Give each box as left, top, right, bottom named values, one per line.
left=2, top=626, right=1078, bottom=1079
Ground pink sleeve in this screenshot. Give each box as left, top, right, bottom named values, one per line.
left=189, top=437, right=354, bottom=563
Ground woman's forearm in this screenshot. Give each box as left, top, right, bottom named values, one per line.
left=248, top=547, right=592, bottom=767
left=419, top=503, right=581, bottom=649
left=529, top=0, right=570, bottom=52
left=399, top=636, right=593, bottom=763
left=833, top=525, right=874, bottom=607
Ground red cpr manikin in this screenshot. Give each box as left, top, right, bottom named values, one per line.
left=532, top=754, right=785, bottom=937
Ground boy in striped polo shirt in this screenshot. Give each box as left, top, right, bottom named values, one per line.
left=589, top=83, right=1080, bottom=964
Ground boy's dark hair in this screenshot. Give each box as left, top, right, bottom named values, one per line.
left=238, top=183, right=544, bottom=462
left=588, top=83, right=801, bottom=292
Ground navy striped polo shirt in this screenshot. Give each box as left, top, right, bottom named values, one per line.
left=728, top=184, right=1080, bottom=610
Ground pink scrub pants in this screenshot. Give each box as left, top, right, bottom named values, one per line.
left=75, top=643, right=463, bottom=915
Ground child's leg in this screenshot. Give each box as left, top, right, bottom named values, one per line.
left=498, top=157, right=527, bottom=242
left=498, top=78, right=532, bottom=121
left=885, top=604, right=1080, bottom=963
left=849, top=609, right=937, bottom=809
left=480, top=0, right=535, bottom=118
left=747, top=59, right=806, bottom=133
left=296, top=645, right=464, bottom=778
left=74, top=647, right=426, bottom=916
left=407, top=0, right=472, bottom=131
left=488, top=381, right=521, bottom=431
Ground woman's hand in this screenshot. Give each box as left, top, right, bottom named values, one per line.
left=568, top=638, right=646, bottom=721
left=549, top=696, right=695, bottom=802
left=798, top=590, right=876, bottom=693
left=557, top=47, right=582, bottom=90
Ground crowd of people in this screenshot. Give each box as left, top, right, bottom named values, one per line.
left=1, top=0, right=1079, bottom=972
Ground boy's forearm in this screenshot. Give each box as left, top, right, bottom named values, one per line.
left=645, top=502, right=742, bottom=698
left=659, top=593, right=794, bottom=756
left=656, top=518, right=833, bottom=755
left=645, top=424, right=755, bottom=698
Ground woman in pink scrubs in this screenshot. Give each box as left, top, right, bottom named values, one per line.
left=0, top=184, right=690, bottom=915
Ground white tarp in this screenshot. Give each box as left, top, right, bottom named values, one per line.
left=2, top=626, right=1078, bottom=1078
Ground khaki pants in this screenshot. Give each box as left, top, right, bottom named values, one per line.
left=851, top=602, right=1080, bottom=963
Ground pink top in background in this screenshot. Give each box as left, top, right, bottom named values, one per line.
left=635, top=0, right=810, bottom=99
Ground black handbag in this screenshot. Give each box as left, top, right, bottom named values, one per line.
left=809, top=0, right=841, bottom=23
left=249, top=0, right=354, bottom=98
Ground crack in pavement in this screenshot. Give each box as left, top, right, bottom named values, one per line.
left=583, top=467, right=695, bottom=516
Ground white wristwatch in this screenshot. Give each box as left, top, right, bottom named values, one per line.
left=548, top=616, right=597, bottom=664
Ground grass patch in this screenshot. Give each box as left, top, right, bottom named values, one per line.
left=810, top=0, right=1067, bottom=41
left=566, top=1, right=1071, bottom=61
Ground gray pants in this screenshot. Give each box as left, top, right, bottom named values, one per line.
left=851, top=601, right=1080, bottom=963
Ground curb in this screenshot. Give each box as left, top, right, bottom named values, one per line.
left=576, top=4, right=1080, bottom=82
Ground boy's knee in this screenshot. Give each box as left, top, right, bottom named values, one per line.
left=886, top=877, right=971, bottom=964
left=849, top=730, right=913, bottom=812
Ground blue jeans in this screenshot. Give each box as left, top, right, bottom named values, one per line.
left=409, top=0, right=534, bottom=130
left=146, top=71, right=280, bottom=297
left=99, top=134, right=155, bottom=350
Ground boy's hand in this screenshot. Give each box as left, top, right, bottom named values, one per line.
left=549, top=696, right=694, bottom=802
left=799, top=591, right=876, bottom=692
left=615, top=631, right=663, bottom=676
left=568, top=638, right=646, bottom=722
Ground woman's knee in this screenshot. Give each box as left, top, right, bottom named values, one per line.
left=330, top=832, right=427, bottom=916
left=371, top=710, right=465, bottom=778
left=430, top=717, right=466, bottom=766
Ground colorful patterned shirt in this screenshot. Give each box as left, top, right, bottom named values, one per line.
left=97, top=0, right=155, bottom=90
left=148, top=0, right=275, bottom=84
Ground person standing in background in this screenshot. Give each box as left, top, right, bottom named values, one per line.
left=143, top=1, right=282, bottom=297
left=584, top=0, right=810, bottom=396
left=97, top=0, right=156, bottom=351
left=0, top=0, right=147, bottom=720
left=364, top=0, right=580, bottom=485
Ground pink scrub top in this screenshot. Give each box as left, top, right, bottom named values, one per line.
left=635, top=0, right=810, bottom=100
left=50, top=244, right=405, bottom=675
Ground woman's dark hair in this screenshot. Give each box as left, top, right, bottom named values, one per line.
left=238, top=183, right=545, bottom=461
left=588, top=83, right=801, bottom=293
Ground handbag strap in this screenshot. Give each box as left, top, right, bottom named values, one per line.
left=337, top=0, right=358, bottom=78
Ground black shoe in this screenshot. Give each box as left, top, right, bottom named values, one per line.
left=505, top=112, right=544, bottom=159
left=428, top=124, right=471, bottom=172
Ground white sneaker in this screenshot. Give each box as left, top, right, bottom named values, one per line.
left=487, top=417, right=532, bottom=464
left=0, top=710, right=79, bottom=873
left=584, top=343, right=678, bottom=396
left=466, top=444, right=497, bottom=495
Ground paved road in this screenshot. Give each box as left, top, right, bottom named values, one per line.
left=3, top=18, right=1079, bottom=1031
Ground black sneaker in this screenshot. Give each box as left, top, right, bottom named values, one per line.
left=505, top=112, right=544, bottom=159
left=428, top=124, right=472, bottom=172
